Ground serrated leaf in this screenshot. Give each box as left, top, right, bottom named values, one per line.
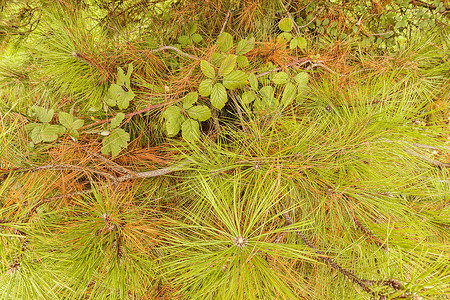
left=33, top=106, right=54, bottom=123
left=110, top=112, right=125, bottom=129
left=236, top=37, right=255, bottom=55
left=281, top=82, right=297, bottom=106
left=272, top=72, right=289, bottom=85
left=241, top=91, right=256, bottom=104
left=41, top=124, right=65, bottom=142
left=223, top=70, right=248, bottom=89
left=187, top=105, right=211, bottom=121
left=25, top=123, right=40, bottom=133
left=236, top=55, right=249, bottom=68
left=181, top=119, right=200, bottom=142
left=198, top=79, right=214, bottom=97
left=216, top=32, right=233, bottom=52
left=163, top=106, right=183, bottom=137
left=58, top=112, right=74, bottom=129
left=294, top=72, right=309, bottom=89
left=219, top=54, right=237, bottom=76
left=211, top=52, right=226, bottom=65
left=248, top=73, right=258, bottom=90
left=192, top=33, right=202, bottom=43
left=30, top=125, right=43, bottom=143
left=101, top=128, right=130, bottom=157
left=210, top=83, right=227, bottom=110
left=200, top=60, right=215, bottom=79
left=279, top=18, right=294, bottom=32
left=183, top=92, right=198, bottom=109
left=72, top=119, right=84, bottom=130
left=260, top=86, right=276, bottom=106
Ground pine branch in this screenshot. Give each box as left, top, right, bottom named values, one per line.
left=281, top=208, right=409, bottom=299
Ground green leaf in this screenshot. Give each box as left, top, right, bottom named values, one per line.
left=218, top=54, right=237, bottom=76
left=41, top=124, right=65, bottom=142
left=279, top=18, right=294, bottom=32
left=162, top=106, right=183, bottom=137
left=192, top=33, right=202, bottom=43
left=277, top=32, right=292, bottom=43
left=117, top=66, right=126, bottom=86
left=178, top=35, right=190, bottom=46
left=126, top=63, right=133, bottom=87
left=260, top=86, right=276, bottom=106
left=235, top=37, right=255, bottom=55
left=294, top=72, right=309, bottom=91
left=30, top=125, right=43, bottom=143
left=33, top=106, right=54, bottom=123
left=289, top=38, right=297, bottom=49
left=200, top=60, right=215, bottom=79
left=117, top=89, right=134, bottom=110
left=248, top=73, right=258, bottom=90
left=101, top=128, right=130, bottom=157
left=110, top=112, right=125, bottom=129
left=211, top=52, right=226, bottom=65
left=236, top=55, right=249, bottom=68
left=241, top=91, right=256, bottom=104
left=183, top=92, right=199, bottom=109
left=58, top=112, right=74, bottom=129
left=181, top=119, right=200, bottom=142
left=293, top=36, right=307, bottom=49
left=216, top=32, right=233, bottom=52
left=223, top=70, right=248, bottom=89
left=210, top=83, right=227, bottom=110
left=281, top=82, right=297, bottom=106
left=72, top=119, right=84, bottom=130
left=272, top=72, right=289, bottom=85
left=187, top=105, right=211, bottom=121
left=198, top=79, right=214, bottom=97
left=189, top=24, right=197, bottom=35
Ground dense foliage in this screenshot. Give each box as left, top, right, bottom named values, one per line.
left=0, top=0, right=449, bottom=299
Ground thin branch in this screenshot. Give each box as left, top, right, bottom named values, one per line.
left=82, top=103, right=164, bottom=129
left=278, top=0, right=301, bottom=35
left=219, top=5, right=232, bottom=35
left=255, top=58, right=312, bottom=78
left=149, top=46, right=199, bottom=61
left=6, top=164, right=118, bottom=183
left=81, top=146, right=136, bottom=175
left=298, top=16, right=316, bottom=28
left=353, top=215, right=388, bottom=250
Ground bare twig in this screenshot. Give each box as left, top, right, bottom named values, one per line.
left=255, top=58, right=312, bottom=78
left=278, top=0, right=301, bottom=35
left=280, top=207, right=409, bottom=299
left=7, top=164, right=118, bottom=183
left=82, top=103, right=164, bottom=129
left=81, top=146, right=136, bottom=175
left=149, top=46, right=199, bottom=61
left=353, top=215, right=388, bottom=250
left=219, top=5, right=232, bottom=35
